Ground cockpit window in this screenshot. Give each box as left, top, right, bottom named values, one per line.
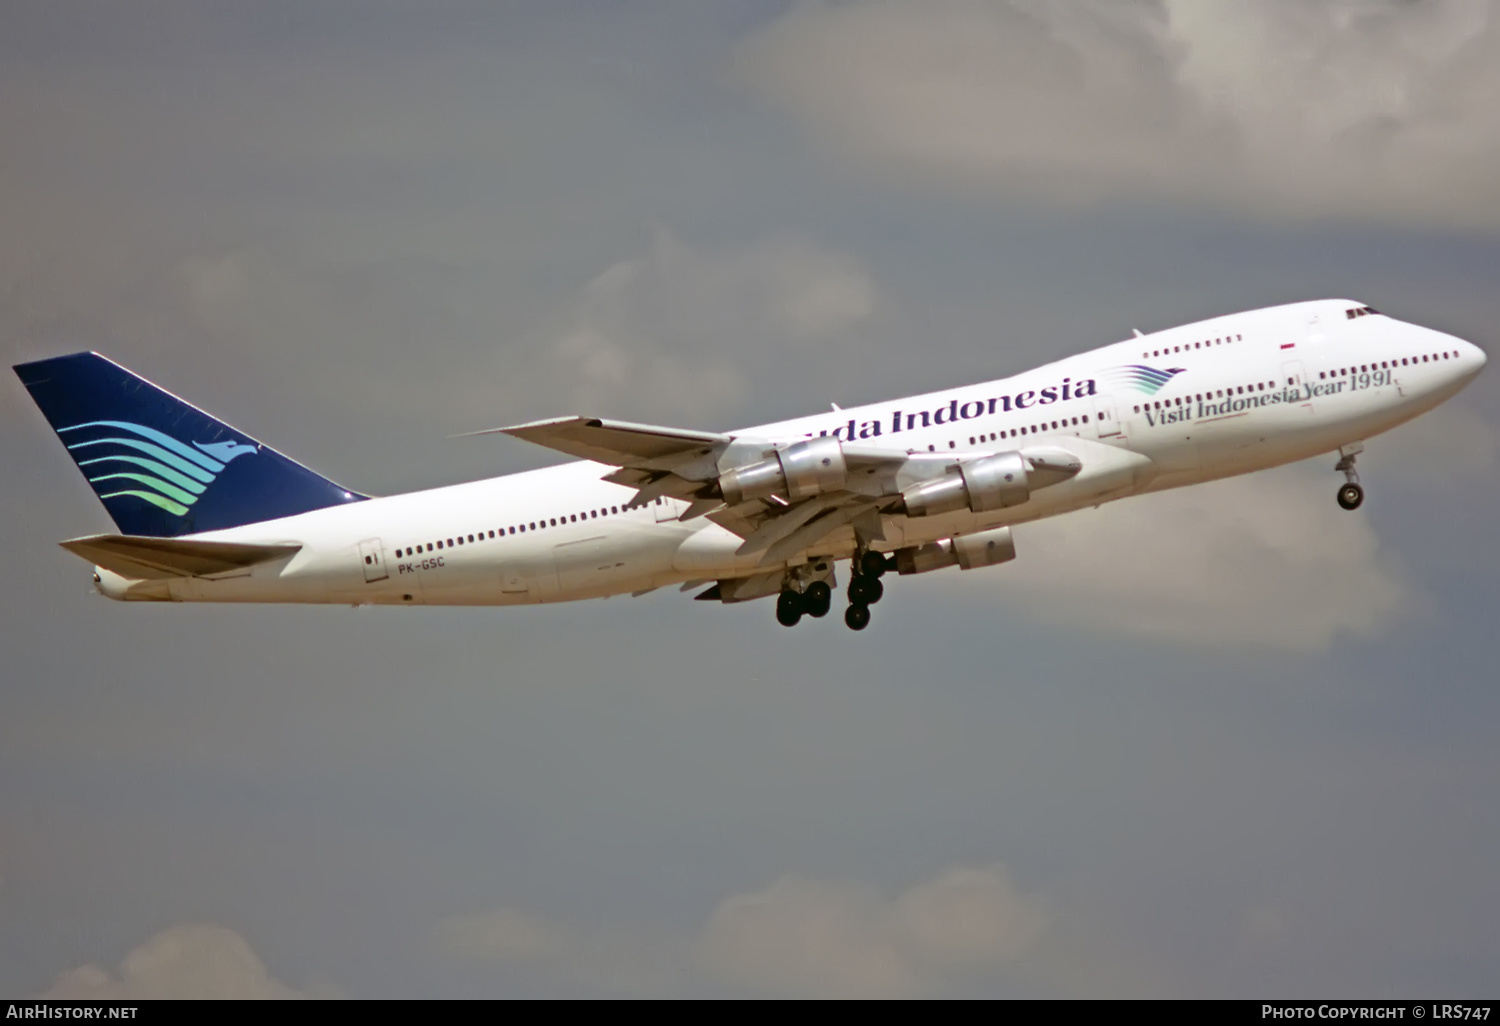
left=1346, top=306, right=1381, bottom=319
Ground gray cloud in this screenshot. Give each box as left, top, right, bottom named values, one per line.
left=955, top=396, right=1498, bottom=650
left=1363, top=400, right=1500, bottom=489
left=2, top=1, right=1496, bottom=1001
left=499, top=226, right=880, bottom=425
left=735, top=0, right=1500, bottom=229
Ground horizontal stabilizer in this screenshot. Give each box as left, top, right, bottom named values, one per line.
left=59, top=534, right=301, bottom=580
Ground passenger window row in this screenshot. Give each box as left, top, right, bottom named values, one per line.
left=1143, top=333, right=1243, bottom=359
left=394, top=500, right=661, bottom=559
left=1318, top=350, right=1458, bottom=380
left=964, top=416, right=1090, bottom=448
left=1132, top=380, right=1277, bottom=414
left=909, top=414, right=1095, bottom=453
left=1127, top=347, right=1464, bottom=417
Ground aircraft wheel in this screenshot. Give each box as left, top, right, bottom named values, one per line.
left=1337, top=483, right=1364, bottom=511
left=849, top=575, right=883, bottom=605
left=845, top=603, right=871, bottom=631
left=776, top=590, right=804, bottom=627
left=803, top=581, right=832, bottom=618
left=860, top=550, right=888, bottom=579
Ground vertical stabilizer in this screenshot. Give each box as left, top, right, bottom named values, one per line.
left=15, top=352, right=366, bottom=537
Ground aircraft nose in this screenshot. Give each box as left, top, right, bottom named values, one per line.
left=1455, top=336, right=1487, bottom=378
left=1426, top=327, right=1487, bottom=380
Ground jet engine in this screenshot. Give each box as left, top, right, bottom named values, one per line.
left=719, top=435, right=848, bottom=505
left=893, top=527, right=1017, bottom=574
left=898, top=449, right=1079, bottom=517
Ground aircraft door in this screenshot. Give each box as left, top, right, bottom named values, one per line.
left=1281, top=359, right=1314, bottom=415
left=358, top=538, right=389, bottom=583
left=1092, top=395, right=1123, bottom=438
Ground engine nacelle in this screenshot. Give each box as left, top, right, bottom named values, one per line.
left=893, top=527, right=1017, bottom=575
left=719, top=435, right=848, bottom=505
left=899, top=448, right=1081, bottom=517
left=900, top=451, right=1031, bottom=517
left=952, top=527, right=1017, bottom=569
left=893, top=540, right=958, bottom=575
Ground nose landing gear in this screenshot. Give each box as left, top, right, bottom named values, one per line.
left=1334, top=442, right=1365, bottom=511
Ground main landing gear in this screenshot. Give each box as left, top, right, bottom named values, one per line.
left=1335, top=442, right=1365, bottom=511
left=776, top=589, right=804, bottom=627
left=775, top=561, right=835, bottom=627
left=776, top=582, right=831, bottom=626
left=803, top=581, right=832, bottom=618
left=843, top=549, right=890, bottom=632
left=774, top=550, right=891, bottom=631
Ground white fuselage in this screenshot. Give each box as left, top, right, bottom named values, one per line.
left=96, top=299, right=1487, bottom=605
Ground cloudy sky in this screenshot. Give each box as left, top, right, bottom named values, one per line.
left=3, top=0, right=1498, bottom=998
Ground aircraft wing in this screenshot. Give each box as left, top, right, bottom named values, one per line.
left=488, top=417, right=910, bottom=484
left=463, top=416, right=737, bottom=503
left=467, top=416, right=726, bottom=468
left=60, top=534, right=302, bottom=580
left=485, top=415, right=1008, bottom=558
left=486, top=415, right=1085, bottom=566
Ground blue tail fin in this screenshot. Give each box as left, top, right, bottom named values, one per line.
left=15, top=352, right=367, bottom=537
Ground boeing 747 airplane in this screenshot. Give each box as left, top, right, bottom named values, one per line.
left=14, top=299, right=1487, bottom=631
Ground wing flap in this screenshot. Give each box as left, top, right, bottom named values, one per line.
left=756, top=501, right=879, bottom=565
left=60, top=534, right=301, bottom=580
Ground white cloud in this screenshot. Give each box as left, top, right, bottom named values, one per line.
left=699, top=865, right=1049, bottom=998
left=35, top=924, right=337, bottom=1000
left=976, top=464, right=1410, bottom=651
left=434, top=907, right=684, bottom=996
left=735, top=0, right=1500, bottom=229
left=436, top=863, right=1048, bottom=998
